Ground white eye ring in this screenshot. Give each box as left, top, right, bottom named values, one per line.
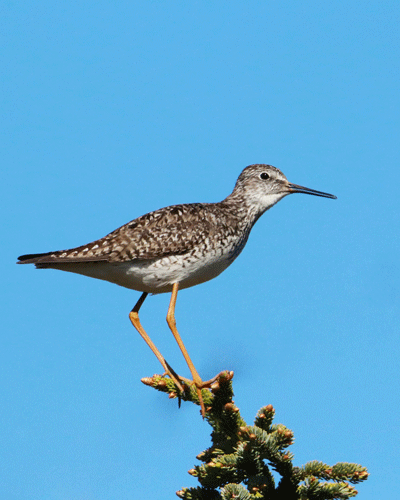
left=260, top=172, right=270, bottom=180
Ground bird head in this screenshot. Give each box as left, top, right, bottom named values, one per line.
left=231, top=164, right=336, bottom=214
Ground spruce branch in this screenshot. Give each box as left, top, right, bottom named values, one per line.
left=142, top=372, right=368, bottom=499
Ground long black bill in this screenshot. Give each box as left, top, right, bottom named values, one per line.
left=287, top=183, right=337, bottom=199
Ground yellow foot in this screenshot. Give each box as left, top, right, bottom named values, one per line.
left=142, top=370, right=234, bottom=418
left=194, top=370, right=235, bottom=417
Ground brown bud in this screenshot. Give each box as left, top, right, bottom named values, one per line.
left=224, top=402, right=236, bottom=412
left=210, top=381, right=220, bottom=392
left=168, top=392, right=177, bottom=399
left=140, top=377, right=154, bottom=386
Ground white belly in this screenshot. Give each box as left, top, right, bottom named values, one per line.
left=123, top=251, right=233, bottom=293
left=58, top=247, right=237, bottom=294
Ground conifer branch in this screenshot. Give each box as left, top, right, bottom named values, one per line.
left=142, top=372, right=368, bottom=499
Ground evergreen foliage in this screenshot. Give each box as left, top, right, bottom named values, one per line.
left=142, top=372, right=368, bottom=499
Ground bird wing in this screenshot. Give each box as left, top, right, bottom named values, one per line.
left=17, top=203, right=230, bottom=265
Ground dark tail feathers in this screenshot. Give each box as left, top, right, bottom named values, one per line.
left=17, top=252, right=55, bottom=265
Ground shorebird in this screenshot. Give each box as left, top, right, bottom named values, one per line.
left=18, top=164, right=336, bottom=416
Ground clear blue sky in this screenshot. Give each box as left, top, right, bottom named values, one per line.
left=2, top=2, right=399, bottom=499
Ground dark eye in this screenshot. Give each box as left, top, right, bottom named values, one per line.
left=260, top=172, right=270, bottom=180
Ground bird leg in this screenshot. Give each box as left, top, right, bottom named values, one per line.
left=166, top=283, right=211, bottom=417
left=129, top=292, right=184, bottom=393
left=130, top=287, right=223, bottom=417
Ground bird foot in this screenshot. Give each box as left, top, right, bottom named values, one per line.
left=142, top=370, right=234, bottom=418
left=194, top=370, right=235, bottom=391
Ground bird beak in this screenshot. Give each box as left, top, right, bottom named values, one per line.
left=286, top=182, right=337, bottom=199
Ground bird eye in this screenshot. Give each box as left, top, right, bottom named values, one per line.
left=260, top=172, right=270, bottom=180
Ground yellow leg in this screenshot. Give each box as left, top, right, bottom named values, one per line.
left=129, top=292, right=184, bottom=393
left=166, top=283, right=207, bottom=417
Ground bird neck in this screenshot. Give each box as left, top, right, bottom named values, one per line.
left=219, top=192, right=270, bottom=229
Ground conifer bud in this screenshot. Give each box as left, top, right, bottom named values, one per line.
left=140, top=377, right=153, bottom=386
left=210, top=381, right=220, bottom=392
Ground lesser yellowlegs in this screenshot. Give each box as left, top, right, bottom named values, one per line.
left=17, top=164, right=336, bottom=415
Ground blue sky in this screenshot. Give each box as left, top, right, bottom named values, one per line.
left=2, top=2, right=399, bottom=499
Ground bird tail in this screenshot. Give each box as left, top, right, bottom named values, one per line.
left=17, top=252, right=58, bottom=268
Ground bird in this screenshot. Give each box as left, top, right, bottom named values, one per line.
left=17, top=164, right=336, bottom=416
